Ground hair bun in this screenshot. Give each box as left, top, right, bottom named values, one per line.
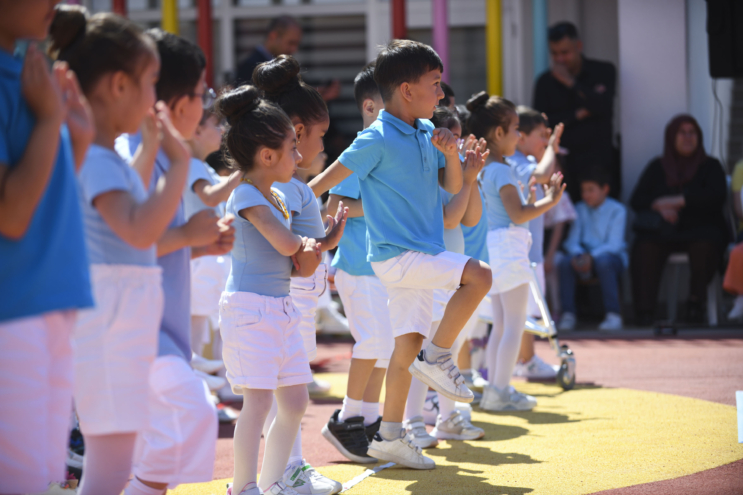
left=252, top=55, right=302, bottom=97
left=215, top=85, right=262, bottom=126
left=466, top=91, right=490, bottom=112
left=48, top=5, right=89, bottom=59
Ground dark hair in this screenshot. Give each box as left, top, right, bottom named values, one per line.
left=516, top=105, right=547, bottom=136
left=215, top=85, right=294, bottom=173
left=465, top=91, right=517, bottom=141
left=48, top=5, right=156, bottom=95
left=266, top=15, right=300, bottom=36
left=374, top=39, right=443, bottom=102
left=455, top=104, right=471, bottom=135
left=440, top=81, right=455, bottom=107
left=579, top=168, right=611, bottom=188
left=430, top=106, right=460, bottom=132
left=252, top=55, right=328, bottom=125
left=145, top=28, right=206, bottom=105
left=548, top=21, right=579, bottom=43
left=353, top=61, right=381, bottom=112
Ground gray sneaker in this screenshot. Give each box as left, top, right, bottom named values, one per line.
left=480, top=385, right=537, bottom=411
left=403, top=415, right=439, bottom=448
left=431, top=410, right=484, bottom=440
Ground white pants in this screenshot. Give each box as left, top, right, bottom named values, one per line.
left=487, top=226, right=533, bottom=294
left=335, top=270, right=393, bottom=368
left=132, top=356, right=217, bottom=488
left=0, top=310, right=76, bottom=494
left=74, top=264, right=163, bottom=435
left=290, top=263, right=328, bottom=362
left=526, top=262, right=546, bottom=318
left=372, top=250, right=469, bottom=339
left=191, top=254, right=231, bottom=317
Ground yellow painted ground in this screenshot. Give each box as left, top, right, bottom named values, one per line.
left=171, top=377, right=742, bottom=495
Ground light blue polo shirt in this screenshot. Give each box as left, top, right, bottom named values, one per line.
left=226, top=184, right=294, bottom=297
left=330, top=173, right=374, bottom=277
left=116, top=133, right=191, bottom=360
left=273, top=177, right=326, bottom=238
left=78, top=144, right=156, bottom=266
left=480, top=161, right=528, bottom=231
left=338, top=110, right=446, bottom=262
left=0, top=48, right=93, bottom=322
left=507, top=150, right=544, bottom=263
left=462, top=185, right=489, bottom=263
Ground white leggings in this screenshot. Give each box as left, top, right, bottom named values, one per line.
left=262, top=395, right=303, bottom=466
left=486, top=283, right=529, bottom=390
left=78, top=432, right=137, bottom=495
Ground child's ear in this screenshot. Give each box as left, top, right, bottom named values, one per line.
left=294, top=122, right=305, bottom=143
left=400, top=82, right=413, bottom=103
left=110, top=71, right=127, bottom=99
left=259, top=146, right=274, bottom=168
left=170, top=94, right=189, bottom=123
left=362, top=99, right=374, bottom=117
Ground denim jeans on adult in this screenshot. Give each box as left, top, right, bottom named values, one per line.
left=559, top=252, right=624, bottom=314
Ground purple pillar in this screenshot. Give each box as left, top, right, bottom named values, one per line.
left=432, top=0, right=449, bottom=83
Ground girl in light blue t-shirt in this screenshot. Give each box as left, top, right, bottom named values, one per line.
left=466, top=92, right=564, bottom=414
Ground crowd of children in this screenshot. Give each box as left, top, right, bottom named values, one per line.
left=0, top=3, right=634, bottom=495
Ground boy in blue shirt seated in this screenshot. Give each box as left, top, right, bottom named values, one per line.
left=310, top=40, right=492, bottom=470
left=557, top=169, right=627, bottom=332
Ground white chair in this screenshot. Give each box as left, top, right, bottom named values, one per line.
left=666, top=252, right=720, bottom=326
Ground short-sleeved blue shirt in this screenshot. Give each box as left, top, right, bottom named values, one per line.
left=0, top=48, right=93, bottom=322
left=507, top=150, right=544, bottom=262
left=78, top=144, right=156, bottom=266
left=226, top=184, right=293, bottom=297
left=273, top=178, right=326, bottom=238
left=338, top=110, right=447, bottom=262
left=480, top=161, right=528, bottom=231
left=462, top=185, right=489, bottom=263
left=116, top=133, right=191, bottom=360
left=330, top=173, right=374, bottom=277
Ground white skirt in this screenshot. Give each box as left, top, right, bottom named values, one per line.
left=487, top=226, right=533, bottom=294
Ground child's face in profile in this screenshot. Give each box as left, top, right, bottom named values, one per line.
left=497, top=112, right=521, bottom=158
left=172, top=69, right=207, bottom=141
left=195, top=114, right=223, bottom=157
left=449, top=121, right=462, bottom=140
left=581, top=181, right=609, bottom=208
left=0, top=0, right=60, bottom=44
left=517, top=123, right=549, bottom=161
left=408, top=68, right=445, bottom=119
left=296, top=118, right=329, bottom=170
left=273, top=129, right=302, bottom=183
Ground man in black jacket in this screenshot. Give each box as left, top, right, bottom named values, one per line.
left=533, top=22, right=617, bottom=201
left=235, top=15, right=302, bottom=85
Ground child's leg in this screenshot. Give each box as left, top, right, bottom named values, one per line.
left=262, top=396, right=303, bottom=468
left=489, top=284, right=530, bottom=390
left=362, top=366, right=386, bottom=424
left=518, top=333, right=536, bottom=364
left=234, top=388, right=274, bottom=493
left=342, top=358, right=377, bottom=420
left=558, top=256, right=578, bottom=315
left=594, top=253, right=624, bottom=315
left=381, top=332, right=425, bottom=431
left=78, top=433, right=137, bottom=495
left=259, top=384, right=310, bottom=491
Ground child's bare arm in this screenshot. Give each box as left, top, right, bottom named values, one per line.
left=532, top=123, right=563, bottom=184
left=443, top=182, right=472, bottom=229
left=243, top=205, right=303, bottom=257
left=315, top=201, right=348, bottom=252
left=194, top=170, right=242, bottom=207
left=329, top=194, right=364, bottom=218
left=461, top=182, right=483, bottom=227
left=501, top=172, right=566, bottom=224
left=130, top=110, right=160, bottom=187
left=309, top=160, right=352, bottom=197
left=291, top=237, right=322, bottom=277
left=432, top=128, right=463, bottom=194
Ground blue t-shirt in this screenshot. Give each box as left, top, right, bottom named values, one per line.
left=330, top=173, right=374, bottom=277
left=226, top=184, right=293, bottom=297
left=78, top=144, right=156, bottom=266
left=0, top=48, right=92, bottom=322
left=116, top=133, right=191, bottom=360
left=480, top=161, right=528, bottom=231
left=440, top=188, right=465, bottom=255
left=507, top=150, right=544, bottom=262
left=273, top=177, right=326, bottom=238
left=462, top=185, right=489, bottom=263
left=338, top=110, right=446, bottom=262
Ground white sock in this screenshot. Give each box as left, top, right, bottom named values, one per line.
left=379, top=421, right=403, bottom=441
left=80, top=432, right=137, bottom=495
left=361, top=402, right=380, bottom=426
left=486, top=284, right=529, bottom=390
left=124, top=477, right=166, bottom=495
left=338, top=396, right=363, bottom=421
left=437, top=394, right=456, bottom=421
left=404, top=377, right=429, bottom=421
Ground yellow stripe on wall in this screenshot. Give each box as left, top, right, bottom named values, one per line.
left=162, top=0, right=179, bottom=35
left=486, top=0, right=502, bottom=96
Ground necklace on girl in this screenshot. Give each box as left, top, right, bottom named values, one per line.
left=240, top=177, right=290, bottom=220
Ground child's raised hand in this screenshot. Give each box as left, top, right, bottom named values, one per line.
left=431, top=128, right=459, bottom=157
left=21, top=45, right=64, bottom=122
left=526, top=176, right=537, bottom=204
left=154, top=101, right=190, bottom=166
left=61, top=69, right=95, bottom=162
left=322, top=200, right=349, bottom=251
left=549, top=123, right=564, bottom=153
left=291, top=236, right=322, bottom=274
left=183, top=208, right=221, bottom=247
left=544, top=172, right=566, bottom=204
left=462, top=143, right=489, bottom=184
left=140, top=108, right=160, bottom=154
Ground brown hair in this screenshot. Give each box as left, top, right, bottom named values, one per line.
left=466, top=91, right=516, bottom=141
left=374, top=39, right=443, bottom=102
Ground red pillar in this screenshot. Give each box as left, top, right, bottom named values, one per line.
left=197, top=0, right=214, bottom=87
left=112, top=0, right=127, bottom=17
left=392, top=0, right=406, bottom=40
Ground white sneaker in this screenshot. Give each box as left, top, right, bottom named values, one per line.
left=195, top=369, right=228, bottom=391
left=514, top=355, right=559, bottom=379
left=284, top=461, right=341, bottom=495
left=265, top=481, right=300, bottom=495
left=315, top=304, right=350, bottom=334
left=557, top=312, right=576, bottom=331
left=598, top=312, right=623, bottom=332
left=728, top=296, right=743, bottom=320
left=307, top=378, right=331, bottom=397
left=421, top=393, right=439, bottom=426
left=409, top=351, right=474, bottom=403
left=403, top=416, right=438, bottom=448
left=431, top=410, right=484, bottom=441
left=191, top=353, right=225, bottom=374
left=480, top=385, right=537, bottom=412
left=367, top=432, right=435, bottom=469
left=471, top=370, right=488, bottom=390
left=227, top=482, right=262, bottom=495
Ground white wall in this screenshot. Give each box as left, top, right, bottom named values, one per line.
left=618, top=0, right=688, bottom=201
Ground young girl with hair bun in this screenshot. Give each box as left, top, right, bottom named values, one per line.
left=47, top=6, right=192, bottom=495
left=466, top=91, right=565, bottom=413
left=216, top=85, right=345, bottom=495
left=252, top=55, right=347, bottom=494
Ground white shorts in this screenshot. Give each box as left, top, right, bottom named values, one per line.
left=372, top=250, right=469, bottom=339
left=487, top=226, right=533, bottom=294
left=432, top=288, right=454, bottom=323
left=335, top=270, right=394, bottom=368
left=73, top=264, right=163, bottom=435
left=219, top=291, right=313, bottom=391
left=290, top=263, right=328, bottom=362
left=0, top=310, right=76, bottom=494
left=191, top=255, right=231, bottom=317
left=133, top=356, right=217, bottom=487
left=526, top=262, right=546, bottom=318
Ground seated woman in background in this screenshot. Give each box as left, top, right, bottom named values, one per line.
left=629, top=114, right=729, bottom=325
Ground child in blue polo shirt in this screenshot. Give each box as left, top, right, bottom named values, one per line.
left=0, top=3, right=94, bottom=493
left=310, top=40, right=492, bottom=470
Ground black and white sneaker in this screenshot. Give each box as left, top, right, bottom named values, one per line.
left=365, top=416, right=382, bottom=444
left=321, top=409, right=376, bottom=464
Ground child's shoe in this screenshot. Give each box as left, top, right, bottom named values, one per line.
left=365, top=416, right=382, bottom=444
left=513, top=355, right=559, bottom=379
left=265, top=481, right=300, bottom=495
left=480, top=385, right=537, bottom=411
left=471, top=370, right=489, bottom=390
left=598, top=312, right=623, bottom=332
left=431, top=410, right=484, bottom=441
left=403, top=416, right=438, bottom=448
left=557, top=312, right=576, bottom=331
left=315, top=303, right=349, bottom=334
left=409, top=351, right=474, bottom=403
left=284, top=460, right=341, bottom=495
left=321, top=409, right=375, bottom=463
left=227, top=481, right=262, bottom=495
left=307, top=377, right=331, bottom=397
left=367, top=432, right=435, bottom=469
left=728, top=295, right=743, bottom=320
